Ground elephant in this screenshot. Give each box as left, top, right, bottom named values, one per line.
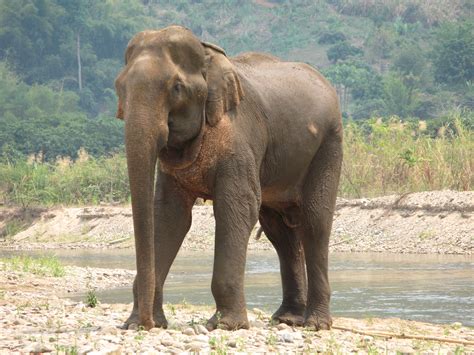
left=114, top=25, right=343, bottom=331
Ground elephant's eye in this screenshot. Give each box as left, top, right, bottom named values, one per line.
left=173, top=83, right=183, bottom=94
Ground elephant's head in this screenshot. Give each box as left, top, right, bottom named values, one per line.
left=114, top=26, right=243, bottom=328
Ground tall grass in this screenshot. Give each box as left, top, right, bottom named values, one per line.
left=0, top=112, right=471, bottom=205
left=341, top=111, right=472, bottom=197
left=0, top=148, right=128, bottom=207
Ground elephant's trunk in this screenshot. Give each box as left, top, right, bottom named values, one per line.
left=125, top=110, right=168, bottom=329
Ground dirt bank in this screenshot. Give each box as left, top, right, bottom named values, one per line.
left=1, top=263, right=472, bottom=354
left=1, top=190, right=472, bottom=254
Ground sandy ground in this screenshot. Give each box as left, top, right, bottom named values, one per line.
left=1, top=190, right=472, bottom=254
left=1, top=263, right=473, bottom=354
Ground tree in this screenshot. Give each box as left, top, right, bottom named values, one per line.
left=327, top=41, right=363, bottom=63
left=432, top=21, right=474, bottom=86
left=382, top=73, right=420, bottom=117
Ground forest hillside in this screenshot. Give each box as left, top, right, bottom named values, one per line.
left=0, top=0, right=472, bottom=205
left=0, top=0, right=472, bottom=160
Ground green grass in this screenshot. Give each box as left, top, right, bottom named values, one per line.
left=340, top=110, right=472, bottom=197
left=0, top=111, right=472, bottom=204
left=85, top=290, right=98, bottom=308
left=1, top=254, right=65, bottom=277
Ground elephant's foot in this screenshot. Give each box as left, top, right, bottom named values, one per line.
left=123, top=309, right=139, bottom=329
left=206, top=310, right=249, bottom=331
left=272, top=304, right=305, bottom=326
left=153, top=310, right=168, bottom=329
left=304, top=311, right=332, bottom=331
left=123, top=309, right=166, bottom=330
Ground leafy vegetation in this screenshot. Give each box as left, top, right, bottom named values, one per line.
left=1, top=254, right=65, bottom=277
left=1, top=111, right=471, bottom=204
left=0, top=0, right=472, bottom=200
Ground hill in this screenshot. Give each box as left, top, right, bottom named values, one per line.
left=0, top=0, right=472, bottom=160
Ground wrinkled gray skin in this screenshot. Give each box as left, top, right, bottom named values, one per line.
left=115, top=26, right=342, bottom=331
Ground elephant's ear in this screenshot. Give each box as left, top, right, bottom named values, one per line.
left=202, top=42, right=244, bottom=126
left=116, top=98, right=124, bottom=120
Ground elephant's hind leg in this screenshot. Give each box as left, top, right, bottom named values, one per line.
left=301, top=135, right=342, bottom=330
left=259, top=206, right=307, bottom=326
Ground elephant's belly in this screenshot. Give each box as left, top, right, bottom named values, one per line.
left=261, top=184, right=303, bottom=207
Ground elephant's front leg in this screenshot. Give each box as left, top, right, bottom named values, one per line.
left=125, top=172, right=195, bottom=329
left=207, top=170, right=260, bottom=330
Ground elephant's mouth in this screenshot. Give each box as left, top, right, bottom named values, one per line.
left=158, top=125, right=205, bottom=171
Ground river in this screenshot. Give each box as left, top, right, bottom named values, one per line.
left=3, top=249, right=473, bottom=326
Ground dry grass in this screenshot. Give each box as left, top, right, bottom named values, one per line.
left=340, top=111, right=472, bottom=197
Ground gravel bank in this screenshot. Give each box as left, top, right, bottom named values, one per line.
left=0, top=190, right=472, bottom=254
left=1, top=263, right=473, bottom=354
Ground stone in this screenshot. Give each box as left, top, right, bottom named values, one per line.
left=183, top=327, right=195, bottom=336
left=160, top=338, right=175, bottom=347
left=277, top=323, right=291, bottom=331
left=194, top=324, right=209, bottom=335
left=280, top=333, right=294, bottom=343
left=192, top=334, right=209, bottom=343
left=127, top=323, right=138, bottom=331
left=396, top=346, right=414, bottom=354
left=186, top=341, right=205, bottom=352
left=250, top=320, right=266, bottom=328
left=100, top=326, right=119, bottom=335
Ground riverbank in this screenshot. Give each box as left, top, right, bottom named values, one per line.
left=1, top=261, right=472, bottom=354
left=1, top=190, right=472, bottom=254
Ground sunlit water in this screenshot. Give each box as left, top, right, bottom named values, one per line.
left=2, top=249, right=473, bottom=325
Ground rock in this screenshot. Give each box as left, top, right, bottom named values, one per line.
left=192, top=334, right=209, bottom=343
left=183, top=327, right=195, bottom=336
left=78, top=345, right=94, bottom=354
left=149, top=327, right=162, bottom=334
left=280, top=332, right=294, bottom=343
left=161, top=338, right=182, bottom=348
left=186, top=341, right=205, bottom=351
left=100, top=326, right=119, bottom=335
left=227, top=340, right=237, bottom=347
left=127, top=323, right=138, bottom=330
left=194, top=324, right=209, bottom=335
left=24, top=343, right=54, bottom=353
left=250, top=320, right=266, bottom=328
left=277, top=323, right=290, bottom=331
left=396, top=346, right=414, bottom=354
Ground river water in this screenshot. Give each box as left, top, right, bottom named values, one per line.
left=4, top=249, right=473, bottom=326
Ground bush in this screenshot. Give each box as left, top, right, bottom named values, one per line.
left=340, top=110, right=473, bottom=197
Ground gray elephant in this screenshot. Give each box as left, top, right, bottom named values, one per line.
left=114, top=26, right=342, bottom=331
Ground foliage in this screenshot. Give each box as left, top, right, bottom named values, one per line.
left=1, top=254, right=65, bottom=277
left=0, top=150, right=128, bottom=206
left=327, top=41, right=363, bottom=63
left=85, top=290, right=98, bottom=308
left=340, top=110, right=473, bottom=197
left=0, top=63, right=124, bottom=161
left=432, top=20, right=474, bottom=86
left=0, top=0, right=472, bottom=164
left=382, top=73, right=420, bottom=117
left=0, top=111, right=471, bottom=205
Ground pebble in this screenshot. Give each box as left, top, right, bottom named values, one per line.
left=277, top=323, right=291, bottom=330
left=186, top=341, right=205, bottom=351
left=194, top=324, right=209, bottom=335
left=250, top=320, right=266, bottom=328
left=183, top=327, right=195, bottom=336
left=280, top=332, right=294, bottom=343
left=397, top=346, right=414, bottom=354
left=127, top=323, right=138, bottom=330
left=192, top=334, right=209, bottom=343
